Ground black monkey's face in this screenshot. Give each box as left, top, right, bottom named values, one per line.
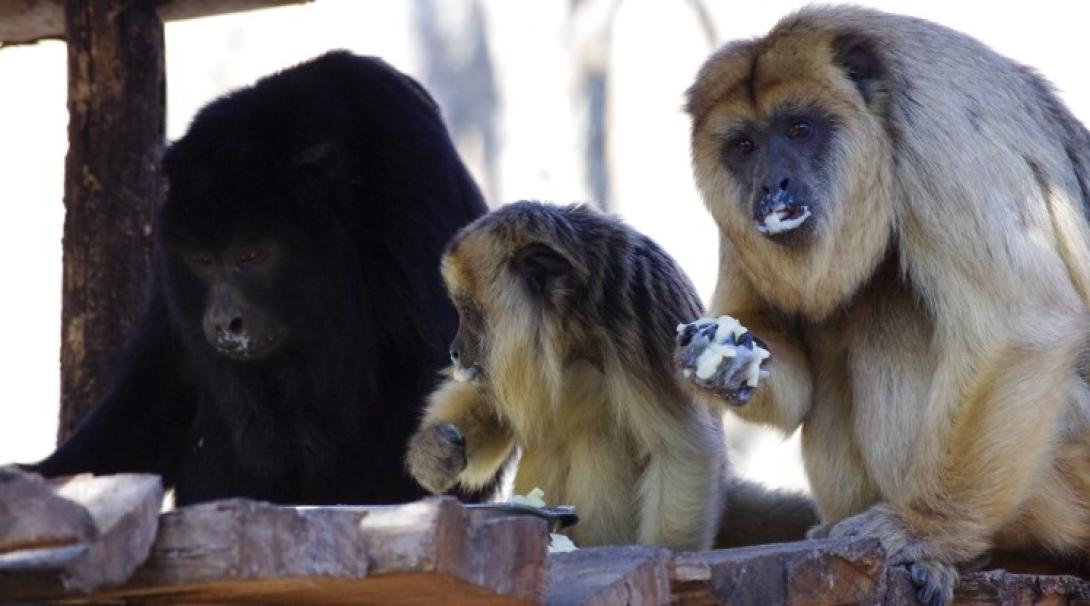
left=175, top=240, right=289, bottom=361
left=718, top=110, right=836, bottom=246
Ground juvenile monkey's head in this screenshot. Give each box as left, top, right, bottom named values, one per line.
left=440, top=203, right=588, bottom=403
left=687, top=7, right=897, bottom=317
left=440, top=201, right=702, bottom=413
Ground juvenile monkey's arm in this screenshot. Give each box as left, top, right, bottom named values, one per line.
left=407, top=380, right=515, bottom=492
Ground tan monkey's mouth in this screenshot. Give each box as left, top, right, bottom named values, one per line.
left=755, top=203, right=812, bottom=235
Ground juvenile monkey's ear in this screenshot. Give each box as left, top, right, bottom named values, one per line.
left=832, top=33, right=882, bottom=105
left=514, top=243, right=572, bottom=296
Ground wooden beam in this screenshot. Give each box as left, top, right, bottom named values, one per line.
left=57, top=0, right=164, bottom=441
left=0, top=0, right=312, bottom=45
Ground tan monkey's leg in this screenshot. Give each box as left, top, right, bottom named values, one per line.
left=406, top=380, right=515, bottom=493
left=828, top=307, right=1087, bottom=606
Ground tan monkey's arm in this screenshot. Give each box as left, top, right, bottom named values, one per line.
left=407, top=380, right=516, bottom=493
left=701, top=238, right=813, bottom=433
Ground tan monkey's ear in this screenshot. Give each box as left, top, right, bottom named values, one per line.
left=832, top=33, right=883, bottom=105
left=514, top=243, right=572, bottom=296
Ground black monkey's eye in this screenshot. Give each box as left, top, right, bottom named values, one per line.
left=236, top=248, right=265, bottom=266
left=188, top=253, right=213, bottom=266
left=787, top=120, right=813, bottom=141
left=728, top=137, right=756, bottom=158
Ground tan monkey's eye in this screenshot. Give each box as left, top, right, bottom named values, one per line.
left=787, top=120, right=813, bottom=140
left=729, top=137, right=756, bottom=158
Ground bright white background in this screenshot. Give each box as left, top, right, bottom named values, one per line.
left=1, top=1, right=1088, bottom=492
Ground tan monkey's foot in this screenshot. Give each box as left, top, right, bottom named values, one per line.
left=405, top=423, right=467, bottom=494
left=826, top=505, right=958, bottom=606
left=675, top=316, right=770, bottom=405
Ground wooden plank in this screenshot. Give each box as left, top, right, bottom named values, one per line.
left=547, top=546, right=672, bottom=606
left=669, top=537, right=886, bottom=606
left=12, top=496, right=548, bottom=604
left=876, top=567, right=1090, bottom=606
left=0, top=0, right=312, bottom=45
left=0, top=473, right=163, bottom=600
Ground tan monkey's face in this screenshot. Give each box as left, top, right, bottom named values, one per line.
left=687, top=28, right=895, bottom=317
left=714, top=109, right=837, bottom=246
left=688, top=33, right=878, bottom=249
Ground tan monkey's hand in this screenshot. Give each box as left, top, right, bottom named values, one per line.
left=406, top=423, right=467, bottom=494
left=819, top=505, right=959, bottom=606
left=676, top=316, right=770, bottom=404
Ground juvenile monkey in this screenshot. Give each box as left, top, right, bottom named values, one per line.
left=406, top=201, right=814, bottom=550
left=682, top=5, right=1090, bottom=604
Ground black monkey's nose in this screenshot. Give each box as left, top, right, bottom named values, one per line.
left=228, top=318, right=244, bottom=335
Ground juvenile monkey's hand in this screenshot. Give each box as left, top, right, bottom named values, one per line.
left=676, top=316, right=770, bottom=405
left=406, top=423, right=467, bottom=494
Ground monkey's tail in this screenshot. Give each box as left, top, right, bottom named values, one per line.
left=714, top=478, right=820, bottom=549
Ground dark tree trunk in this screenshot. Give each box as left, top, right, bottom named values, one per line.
left=59, top=0, right=164, bottom=442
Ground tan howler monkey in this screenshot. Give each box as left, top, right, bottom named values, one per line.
left=680, top=6, right=1090, bottom=605
left=406, top=201, right=815, bottom=550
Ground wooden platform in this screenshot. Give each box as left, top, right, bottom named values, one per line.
left=1, top=472, right=1089, bottom=604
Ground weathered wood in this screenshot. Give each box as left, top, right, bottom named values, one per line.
left=669, top=537, right=886, bottom=605
left=0, top=467, right=97, bottom=554
left=3, top=496, right=548, bottom=604
left=548, top=538, right=887, bottom=606
left=58, top=0, right=164, bottom=441
left=0, top=473, right=163, bottom=600
left=876, top=567, right=1090, bottom=606
left=0, top=0, right=312, bottom=45
left=548, top=546, right=672, bottom=606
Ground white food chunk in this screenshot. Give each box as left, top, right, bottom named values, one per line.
left=694, top=341, right=738, bottom=380
left=510, top=487, right=547, bottom=508
left=549, top=533, right=578, bottom=553
left=757, top=207, right=812, bottom=234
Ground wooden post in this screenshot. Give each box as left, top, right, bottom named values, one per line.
left=58, top=0, right=164, bottom=441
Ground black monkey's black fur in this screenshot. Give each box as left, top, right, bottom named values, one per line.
left=31, top=51, right=487, bottom=506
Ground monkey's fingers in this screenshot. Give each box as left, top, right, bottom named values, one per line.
left=406, top=423, right=468, bottom=494
left=910, top=561, right=957, bottom=606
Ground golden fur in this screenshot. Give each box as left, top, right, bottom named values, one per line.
left=407, top=202, right=815, bottom=549
left=686, top=5, right=1090, bottom=603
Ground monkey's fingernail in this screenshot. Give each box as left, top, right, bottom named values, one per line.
left=677, top=324, right=696, bottom=346
left=732, top=385, right=753, bottom=404
left=437, top=423, right=464, bottom=446
left=736, top=332, right=754, bottom=349
left=910, top=564, right=928, bottom=585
